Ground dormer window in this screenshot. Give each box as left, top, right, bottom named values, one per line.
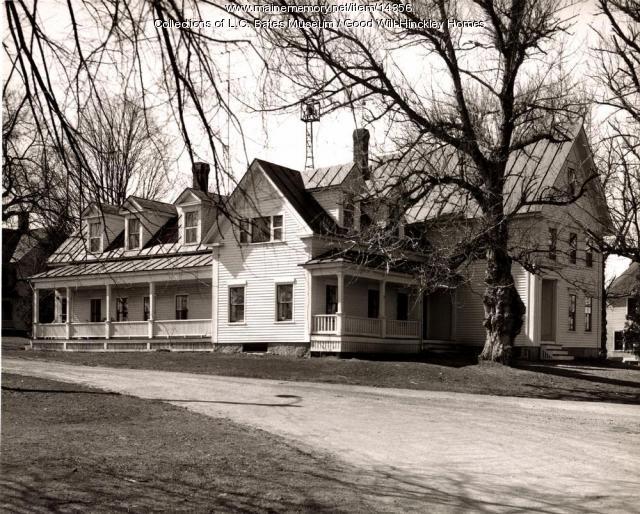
left=89, top=222, right=102, bottom=253
left=127, top=218, right=141, bottom=250
left=184, top=210, right=199, bottom=245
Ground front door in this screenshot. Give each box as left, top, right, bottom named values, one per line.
left=425, top=290, right=452, bottom=340
left=541, top=279, right=556, bottom=341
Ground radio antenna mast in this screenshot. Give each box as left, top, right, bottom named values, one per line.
left=300, top=100, right=321, bottom=171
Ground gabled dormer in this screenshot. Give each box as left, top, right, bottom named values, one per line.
left=81, top=203, right=124, bottom=254
left=174, top=162, right=221, bottom=247
left=120, top=196, right=177, bottom=251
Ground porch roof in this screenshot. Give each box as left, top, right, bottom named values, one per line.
left=304, top=249, right=424, bottom=276
left=31, top=253, right=212, bottom=281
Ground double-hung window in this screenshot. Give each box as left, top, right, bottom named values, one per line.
left=569, top=233, right=577, bottom=264
left=175, top=295, right=188, bottom=320
left=229, top=286, right=245, bottom=323
left=127, top=218, right=141, bottom=250
left=90, top=299, right=102, bottom=323
left=143, top=296, right=150, bottom=321
left=568, top=294, right=576, bottom=332
left=116, top=297, right=128, bottom=322
left=276, top=284, right=293, bottom=322
left=325, top=285, right=338, bottom=314
left=89, top=222, right=102, bottom=253
left=584, top=297, right=593, bottom=332
left=184, top=210, right=199, bottom=244
left=548, top=228, right=557, bottom=261
left=60, top=298, right=68, bottom=323
left=585, top=236, right=594, bottom=267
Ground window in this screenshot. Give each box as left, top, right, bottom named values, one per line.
left=568, top=294, right=576, bottom=331
left=569, top=233, right=577, bottom=264
left=343, top=199, right=354, bottom=229
left=60, top=298, right=68, bottom=323
left=116, top=297, right=128, bottom=322
left=325, top=285, right=338, bottom=314
left=243, top=215, right=284, bottom=243
left=397, top=292, right=409, bottom=321
left=90, top=299, right=102, bottom=323
left=614, top=331, right=625, bottom=351
left=229, top=286, right=245, bottom=323
left=584, top=297, right=593, bottom=332
left=567, top=167, right=577, bottom=197
left=272, top=215, right=283, bottom=241
left=127, top=218, right=141, bottom=250
left=368, top=289, right=379, bottom=319
left=548, top=228, right=557, bottom=261
left=89, top=222, right=102, bottom=253
left=176, top=295, right=188, bottom=320
left=389, top=204, right=402, bottom=238
left=276, top=284, right=293, bottom=321
left=184, top=210, right=199, bottom=244
left=143, top=296, right=150, bottom=321
left=629, top=298, right=638, bottom=319
left=360, top=200, right=373, bottom=231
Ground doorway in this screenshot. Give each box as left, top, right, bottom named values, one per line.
left=541, top=279, right=556, bottom=341
left=423, top=290, right=453, bottom=340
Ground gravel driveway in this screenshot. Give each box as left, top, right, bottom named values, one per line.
left=4, top=358, right=639, bottom=513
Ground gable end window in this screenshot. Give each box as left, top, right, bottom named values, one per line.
left=127, top=218, right=141, bottom=250
left=548, top=228, right=557, bottom=261
left=276, top=284, right=293, bottom=322
left=569, top=233, right=577, bottom=264
left=242, top=215, right=284, bottom=243
left=176, top=295, right=188, bottom=320
left=89, top=222, right=102, bottom=253
left=184, top=210, right=199, bottom=245
left=568, top=294, right=576, bottom=332
left=584, top=297, right=593, bottom=332
left=229, top=286, right=245, bottom=323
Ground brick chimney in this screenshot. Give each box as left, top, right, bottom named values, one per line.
left=18, top=211, right=29, bottom=233
left=192, top=162, right=210, bottom=192
left=353, top=128, right=370, bottom=181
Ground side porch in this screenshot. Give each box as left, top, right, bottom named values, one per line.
left=305, top=261, right=424, bottom=354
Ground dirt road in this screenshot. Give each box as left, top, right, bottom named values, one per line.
left=4, top=358, right=639, bottom=513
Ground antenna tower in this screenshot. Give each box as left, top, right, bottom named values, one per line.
left=301, top=100, right=321, bottom=171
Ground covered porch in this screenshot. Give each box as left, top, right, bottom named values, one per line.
left=305, top=259, right=423, bottom=353
left=30, top=256, right=213, bottom=351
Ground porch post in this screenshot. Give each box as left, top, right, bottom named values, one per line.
left=148, top=282, right=155, bottom=340
left=65, top=287, right=72, bottom=339
left=32, top=287, right=40, bottom=338
left=380, top=280, right=386, bottom=338
left=336, top=271, right=344, bottom=335
left=105, top=283, right=111, bottom=340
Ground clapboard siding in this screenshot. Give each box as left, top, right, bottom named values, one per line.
left=216, top=172, right=310, bottom=343
left=454, top=261, right=486, bottom=345
left=311, top=188, right=342, bottom=224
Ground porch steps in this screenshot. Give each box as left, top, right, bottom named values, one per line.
left=540, top=344, right=574, bottom=362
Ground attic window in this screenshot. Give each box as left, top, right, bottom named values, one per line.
left=184, top=210, right=199, bottom=245
left=241, top=215, right=283, bottom=243
left=567, top=167, right=577, bottom=197
left=89, top=222, right=102, bottom=253
left=127, top=218, right=141, bottom=250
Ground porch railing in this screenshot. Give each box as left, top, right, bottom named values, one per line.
left=72, top=322, right=106, bottom=339
left=386, top=320, right=419, bottom=338
left=343, top=316, right=382, bottom=337
left=312, top=314, right=337, bottom=334
left=36, top=323, right=66, bottom=339
left=112, top=321, right=148, bottom=338
left=155, top=319, right=211, bottom=338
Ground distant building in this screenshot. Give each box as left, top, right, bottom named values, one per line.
left=607, top=262, right=639, bottom=358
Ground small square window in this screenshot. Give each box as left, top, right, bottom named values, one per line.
left=229, top=286, right=245, bottom=323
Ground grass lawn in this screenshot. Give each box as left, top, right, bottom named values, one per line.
left=5, top=346, right=640, bottom=404
left=1, top=373, right=381, bottom=513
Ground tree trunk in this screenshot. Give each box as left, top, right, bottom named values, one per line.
left=479, top=222, right=526, bottom=365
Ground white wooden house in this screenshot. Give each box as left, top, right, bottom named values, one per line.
left=30, top=124, right=611, bottom=360
left=607, top=262, right=639, bottom=360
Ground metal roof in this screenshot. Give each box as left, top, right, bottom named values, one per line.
left=32, top=253, right=212, bottom=280
left=300, top=162, right=354, bottom=190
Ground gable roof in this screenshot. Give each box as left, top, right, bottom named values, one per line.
left=255, top=159, right=340, bottom=235
left=174, top=187, right=225, bottom=205
left=122, top=196, right=177, bottom=216
left=609, top=262, right=640, bottom=298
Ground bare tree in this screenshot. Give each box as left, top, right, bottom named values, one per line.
left=593, top=0, right=640, bottom=349
left=237, top=0, right=590, bottom=363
